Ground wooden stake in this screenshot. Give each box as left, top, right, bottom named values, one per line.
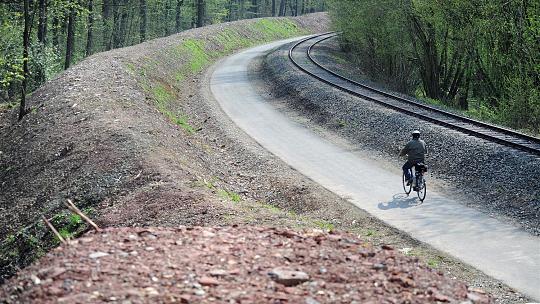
left=42, top=215, right=67, bottom=245
left=64, top=199, right=101, bottom=232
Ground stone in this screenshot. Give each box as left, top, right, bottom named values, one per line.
left=88, top=252, right=109, bottom=259
left=30, top=274, right=41, bottom=285
left=268, top=267, right=310, bottom=287
left=209, top=269, right=228, bottom=277
left=198, top=276, right=220, bottom=286
left=144, top=287, right=159, bottom=296
left=305, top=297, right=320, bottom=304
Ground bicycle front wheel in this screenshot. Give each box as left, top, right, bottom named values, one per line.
left=417, top=177, right=426, bottom=201
left=403, top=172, right=412, bottom=195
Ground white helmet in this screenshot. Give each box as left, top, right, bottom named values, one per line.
left=412, top=130, right=421, bottom=138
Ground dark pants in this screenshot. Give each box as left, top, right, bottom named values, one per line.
left=402, top=160, right=420, bottom=181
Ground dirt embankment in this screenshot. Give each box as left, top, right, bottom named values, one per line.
left=0, top=14, right=329, bottom=282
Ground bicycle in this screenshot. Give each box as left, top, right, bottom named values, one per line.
left=402, top=163, right=428, bottom=201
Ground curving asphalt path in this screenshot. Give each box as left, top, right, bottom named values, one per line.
left=209, top=37, right=540, bottom=300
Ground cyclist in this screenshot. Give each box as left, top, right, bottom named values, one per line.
left=400, top=130, right=428, bottom=186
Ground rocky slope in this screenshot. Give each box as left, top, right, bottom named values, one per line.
left=0, top=227, right=491, bottom=303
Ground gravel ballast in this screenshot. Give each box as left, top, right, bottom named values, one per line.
left=0, top=227, right=491, bottom=303
left=264, top=41, right=540, bottom=236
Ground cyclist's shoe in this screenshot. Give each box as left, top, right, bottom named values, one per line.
left=406, top=179, right=413, bottom=186
left=413, top=186, right=419, bottom=191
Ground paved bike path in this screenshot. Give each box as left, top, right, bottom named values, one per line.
left=209, top=38, right=540, bottom=300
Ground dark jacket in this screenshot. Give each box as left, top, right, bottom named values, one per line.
left=400, top=139, right=427, bottom=163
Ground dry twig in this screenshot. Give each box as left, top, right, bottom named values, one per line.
left=41, top=215, right=67, bottom=245
left=64, top=199, right=101, bottom=231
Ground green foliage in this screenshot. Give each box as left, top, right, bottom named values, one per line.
left=329, top=0, right=540, bottom=133
left=0, top=0, right=325, bottom=106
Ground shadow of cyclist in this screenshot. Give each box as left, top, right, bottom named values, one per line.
left=378, top=193, right=422, bottom=210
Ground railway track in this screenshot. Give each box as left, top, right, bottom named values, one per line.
left=288, top=33, right=540, bottom=156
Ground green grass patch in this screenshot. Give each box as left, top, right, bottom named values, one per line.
left=260, top=202, right=281, bottom=213
left=427, top=258, right=439, bottom=268
left=365, top=229, right=377, bottom=237
left=251, top=19, right=306, bottom=40
left=313, top=220, right=335, bottom=231
left=218, top=189, right=242, bottom=203
left=149, top=83, right=195, bottom=133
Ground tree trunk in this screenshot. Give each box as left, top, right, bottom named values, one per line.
left=239, top=0, right=244, bottom=19
left=226, top=0, right=233, bottom=21
left=196, top=0, right=204, bottom=27
left=86, top=0, right=94, bottom=56
left=175, top=0, right=184, bottom=32
left=139, top=0, right=146, bottom=42
left=20, top=0, right=32, bottom=120
left=52, top=16, right=59, bottom=48
left=37, top=0, right=47, bottom=44
left=271, top=0, right=276, bottom=16
left=278, top=0, right=285, bottom=16
left=64, top=4, right=76, bottom=70
left=112, top=0, right=121, bottom=48
left=36, top=0, right=47, bottom=84
left=118, top=0, right=129, bottom=46
left=250, top=0, right=257, bottom=18
left=102, top=0, right=112, bottom=50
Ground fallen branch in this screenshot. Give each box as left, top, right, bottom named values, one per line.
left=64, top=199, right=101, bottom=232
left=41, top=215, right=67, bottom=245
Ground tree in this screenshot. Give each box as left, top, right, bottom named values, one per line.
left=102, top=0, right=112, bottom=51
left=86, top=0, right=94, bottom=56
left=175, top=0, right=184, bottom=32
left=20, top=0, right=32, bottom=120
left=37, top=0, right=47, bottom=44
left=64, top=2, right=76, bottom=69
left=139, top=0, right=146, bottom=41
left=196, top=0, right=204, bottom=27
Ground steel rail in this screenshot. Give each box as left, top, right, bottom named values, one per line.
left=288, top=33, right=540, bottom=156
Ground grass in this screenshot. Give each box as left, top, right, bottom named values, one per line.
left=427, top=258, right=440, bottom=268
left=218, top=189, right=242, bottom=203
left=313, top=220, right=335, bottom=231
left=132, top=18, right=310, bottom=132
left=149, top=84, right=196, bottom=134
left=260, top=202, right=281, bottom=213
left=365, top=229, right=377, bottom=237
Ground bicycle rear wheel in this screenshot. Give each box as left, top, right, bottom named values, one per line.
left=402, top=172, right=412, bottom=195
left=417, top=177, right=426, bottom=201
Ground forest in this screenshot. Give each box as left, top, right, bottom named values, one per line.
left=0, top=0, right=325, bottom=118
left=329, top=0, right=540, bottom=133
